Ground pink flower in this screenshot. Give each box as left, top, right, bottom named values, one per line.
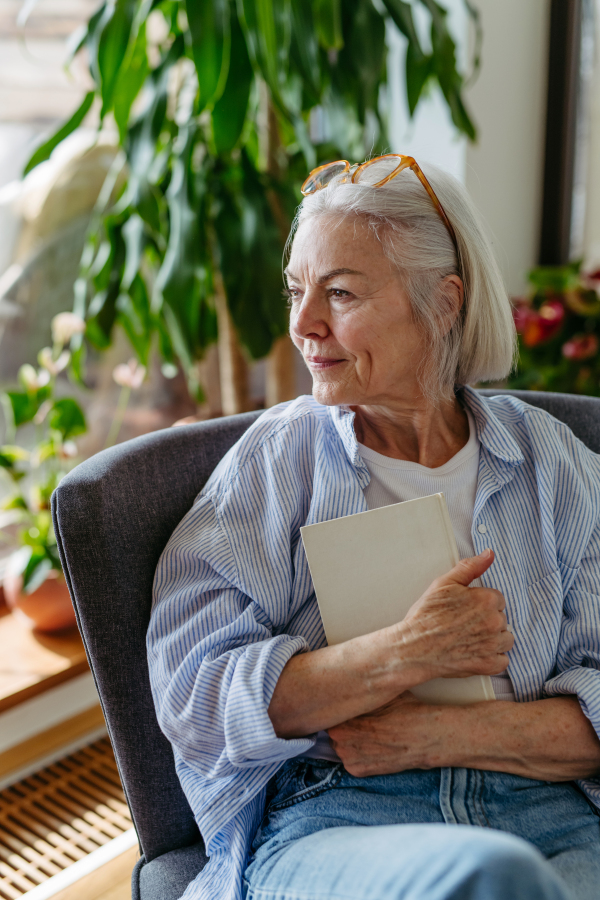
left=38, top=347, right=70, bottom=375
left=112, top=359, right=146, bottom=389
left=561, top=334, right=599, bottom=361
left=51, top=312, right=85, bottom=345
left=19, top=364, right=50, bottom=391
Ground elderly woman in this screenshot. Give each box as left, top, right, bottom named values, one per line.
left=148, top=156, right=600, bottom=900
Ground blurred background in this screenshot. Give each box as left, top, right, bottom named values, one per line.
left=3, top=0, right=600, bottom=606
left=0, top=3, right=599, bottom=898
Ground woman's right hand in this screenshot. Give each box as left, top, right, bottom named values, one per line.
left=391, top=548, right=513, bottom=686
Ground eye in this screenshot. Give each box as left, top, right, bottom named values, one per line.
left=283, top=287, right=301, bottom=306
left=328, top=288, right=350, bottom=299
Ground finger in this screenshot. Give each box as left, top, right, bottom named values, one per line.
left=491, top=653, right=510, bottom=674
left=435, top=548, right=495, bottom=588
left=498, top=630, right=514, bottom=653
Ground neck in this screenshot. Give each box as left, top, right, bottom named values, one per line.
left=351, top=392, right=469, bottom=468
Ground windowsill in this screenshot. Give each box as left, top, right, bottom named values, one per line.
left=0, top=605, right=89, bottom=713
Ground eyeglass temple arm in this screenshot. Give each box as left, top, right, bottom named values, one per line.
left=409, top=163, right=458, bottom=249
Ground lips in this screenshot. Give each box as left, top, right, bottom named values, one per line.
left=306, top=356, right=344, bottom=369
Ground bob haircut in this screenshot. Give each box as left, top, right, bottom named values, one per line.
left=289, top=162, right=517, bottom=402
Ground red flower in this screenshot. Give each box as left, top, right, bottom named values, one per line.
left=515, top=298, right=565, bottom=347
left=512, top=299, right=532, bottom=334
left=562, top=334, right=599, bottom=361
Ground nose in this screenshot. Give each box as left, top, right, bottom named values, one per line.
left=290, top=290, right=330, bottom=342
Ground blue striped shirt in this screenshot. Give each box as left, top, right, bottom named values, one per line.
left=148, top=386, right=600, bottom=900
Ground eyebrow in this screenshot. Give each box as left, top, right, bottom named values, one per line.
left=284, top=267, right=365, bottom=284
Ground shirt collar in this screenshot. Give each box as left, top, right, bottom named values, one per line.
left=461, top=385, right=524, bottom=466
left=328, top=385, right=525, bottom=474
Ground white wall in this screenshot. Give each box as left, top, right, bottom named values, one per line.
left=464, top=0, right=550, bottom=296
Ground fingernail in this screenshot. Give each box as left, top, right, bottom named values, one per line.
left=480, top=548, right=492, bottom=558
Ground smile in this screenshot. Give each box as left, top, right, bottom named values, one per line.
left=306, top=357, right=345, bottom=370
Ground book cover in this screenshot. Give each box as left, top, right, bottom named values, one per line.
left=301, top=493, right=495, bottom=704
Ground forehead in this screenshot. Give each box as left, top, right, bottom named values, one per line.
left=288, top=215, right=390, bottom=277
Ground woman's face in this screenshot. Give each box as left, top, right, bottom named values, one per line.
left=287, top=215, right=428, bottom=409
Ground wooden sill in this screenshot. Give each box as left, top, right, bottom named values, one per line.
left=0, top=608, right=89, bottom=713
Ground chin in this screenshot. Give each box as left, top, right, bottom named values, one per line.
left=312, top=381, right=356, bottom=407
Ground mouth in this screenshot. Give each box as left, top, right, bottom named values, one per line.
left=306, top=356, right=345, bottom=370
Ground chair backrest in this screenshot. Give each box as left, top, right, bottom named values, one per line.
left=51, top=390, right=600, bottom=862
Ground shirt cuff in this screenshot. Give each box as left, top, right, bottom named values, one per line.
left=224, top=634, right=317, bottom=766
left=544, top=665, right=600, bottom=735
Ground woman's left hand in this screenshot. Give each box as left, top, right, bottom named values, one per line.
left=327, top=693, right=455, bottom=777
left=327, top=693, right=600, bottom=781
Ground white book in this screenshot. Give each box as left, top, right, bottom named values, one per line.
left=301, top=493, right=495, bottom=705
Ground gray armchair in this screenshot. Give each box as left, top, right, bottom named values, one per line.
left=51, top=390, right=600, bottom=900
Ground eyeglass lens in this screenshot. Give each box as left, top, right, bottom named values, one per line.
left=303, top=161, right=349, bottom=193
left=353, top=157, right=401, bottom=186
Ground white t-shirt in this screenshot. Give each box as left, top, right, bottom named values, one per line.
left=304, top=407, right=514, bottom=763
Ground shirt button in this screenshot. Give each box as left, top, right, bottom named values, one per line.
left=477, top=524, right=487, bottom=534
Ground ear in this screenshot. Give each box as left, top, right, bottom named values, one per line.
left=440, top=274, right=464, bottom=335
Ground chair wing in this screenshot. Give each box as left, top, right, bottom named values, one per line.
left=51, top=411, right=261, bottom=862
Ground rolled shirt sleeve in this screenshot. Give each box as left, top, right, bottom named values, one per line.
left=543, top=515, right=600, bottom=800
left=147, top=439, right=317, bottom=781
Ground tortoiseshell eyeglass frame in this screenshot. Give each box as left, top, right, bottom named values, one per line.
left=300, top=153, right=458, bottom=253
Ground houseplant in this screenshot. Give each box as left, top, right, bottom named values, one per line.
left=509, top=263, right=600, bottom=396
left=23, top=0, right=482, bottom=414
left=0, top=313, right=87, bottom=631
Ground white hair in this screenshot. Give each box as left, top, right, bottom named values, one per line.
left=289, top=163, right=517, bottom=402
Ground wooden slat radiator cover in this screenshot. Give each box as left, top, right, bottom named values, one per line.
left=0, top=738, right=133, bottom=899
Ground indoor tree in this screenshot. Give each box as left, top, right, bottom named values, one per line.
left=25, top=0, right=481, bottom=414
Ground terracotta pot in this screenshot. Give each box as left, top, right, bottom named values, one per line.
left=3, top=564, right=76, bottom=633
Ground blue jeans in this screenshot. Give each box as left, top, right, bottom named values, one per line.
left=243, top=759, right=600, bottom=900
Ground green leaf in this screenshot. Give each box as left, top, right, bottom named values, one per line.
left=315, top=0, right=343, bottom=50
left=124, top=38, right=182, bottom=220
left=186, top=0, right=231, bottom=112
left=420, top=0, right=477, bottom=141
left=116, top=274, right=153, bottom=365
left=239, top=0, right=291, bottom=116
left=0, top=445, right=29, bottom=469
left=121, top=213, right=145, bottom=290
left=405, top=44, right=432, bottom=115
left=213, top=152, right=288, bottom=359
left=382, top=0, right=431, bottom=116
left=9, top=546, right=54, bottom=593
left=4, top=390, right=48, bottom=428
left=528, top=262, right=582, bottom=295
left=289, top=0, right=321, bottom=103
left=113, top=23, right=149, bottom=142
left=154, top=124, right=213, bottom=359
left=24, top=554, right=54, bottom=594
left=23, top=92, right=95, bottom=175
left=35, top=438, right=59, bottom=464
left=97, top=0, right=136, bottom=117
left=340, top=0, right=386, bottom=121
left=382, top=0, right=422, bottom=45
left=68, top=341, right=88, bottom=386
left=212, top=8, right=253, bottom=153
left=86, top=220, right=126, bottom=346
left=49, top=398, right=87, bottom=440
left=1, top=493, right=28, bottom=510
